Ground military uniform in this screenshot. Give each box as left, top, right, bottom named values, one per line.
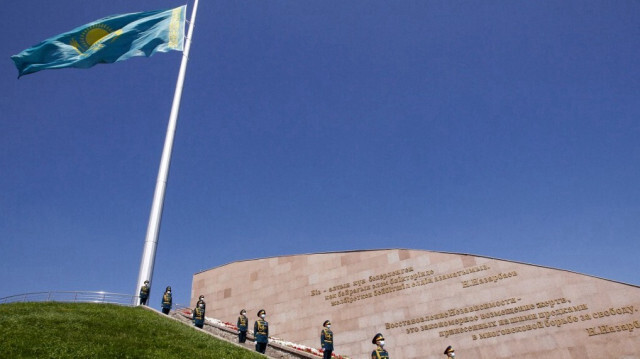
left=371, top=333, right=389, bottom=359
left=321, top=320, right=334, bottom=359
left=161, top=286, right=172, bottom=315
left=372, top=348, right=390, bottom=359
left=139, top=281, right=150, bottom=305
left=237, top=309, right=248, bottom=343
left=444, top=345, right=455, bottom=357
left=254, top=309, right=269, bottom=354
left=196, top=295, right=206, bottom=310
left=193, top=305, right=205, bottom=328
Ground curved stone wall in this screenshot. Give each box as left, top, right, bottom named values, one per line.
left=191, top=249, right=640, bottom=359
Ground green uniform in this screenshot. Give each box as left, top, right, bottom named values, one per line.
left=161, top=291, right=172, bottom=314
left=321, top=327, right=333, bottom=359
left=254, top=319, right=269, bottom=353
left=372, top=348, right=389, bottom=359
left=139, top=284, right=150, bottom=305
left=193, top=306, right=205, bottom=328
left=237, top=314, right=248, bottom=343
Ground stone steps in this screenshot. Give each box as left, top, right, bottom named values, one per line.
left=140, top=306, right=319, bottom=359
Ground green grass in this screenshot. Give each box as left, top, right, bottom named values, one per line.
left=0, top=302, right=265, bottom=359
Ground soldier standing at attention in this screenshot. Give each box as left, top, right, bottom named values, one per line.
left=371, top=333, right=389, bottom=359
left=196, top=295, right=206, bottom=310
left=193, top=302, right=206, bottom=328
left=139, top=280, right=150, bottom=305
left=254, top=309, right=269, bottom=354
left=320, top=320, right=334, bottom=359
left=237, top=309, right=249, bottom=343
left=444, top=345, right=456, bottom=358
left=161, top=286, right=172, bottom=315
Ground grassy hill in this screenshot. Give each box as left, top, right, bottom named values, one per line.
left=0, top=302, right=265, bottom=359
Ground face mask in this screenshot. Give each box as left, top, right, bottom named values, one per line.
left=327, top=325, right=331, bottom=328
left=379, top=341, right=385, bottom=347
left=450, top=354, right=455, bottom=358
left=261, top=314, right=266, bottom=318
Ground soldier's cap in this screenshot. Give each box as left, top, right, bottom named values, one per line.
left=444, top=346, right=454, bottom=354
left=372, top=333, right=384, bottom=344
left=240, top=309, right=246, bottom=315
left=323, top=320, right=331, bottom=327
left=257, top=309, right=266, bottom=317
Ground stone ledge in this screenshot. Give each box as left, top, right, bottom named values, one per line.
left=168, top=308, right=320, bottom=359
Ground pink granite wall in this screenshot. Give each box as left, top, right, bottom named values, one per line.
left=191, top=249, right=640, bottom=359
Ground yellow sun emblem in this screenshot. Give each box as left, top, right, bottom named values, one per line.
left=70, top=23, right=114, bottom=54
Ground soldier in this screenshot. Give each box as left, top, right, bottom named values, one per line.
left=237, top=309, right=249, bottom=343
left=444, top=345, right=455, bottom=358
left=139, top=280, right=150, bottom=305
left=196, top=294, right=206, bottom=310
left=320, top=320, right=334, bottom=359
left=254, top=309, right=269, bottom=354
left=161, top=286, right=172, bottom=315
left=193, top=302, right=206, bottom=328
left=371, top=333, right=389, bottom=359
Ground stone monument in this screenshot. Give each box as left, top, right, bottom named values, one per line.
left=191, top=249, right=640, bottom=358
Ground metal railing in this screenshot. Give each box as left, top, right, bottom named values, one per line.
left=0, top=291, right=138, bottom=306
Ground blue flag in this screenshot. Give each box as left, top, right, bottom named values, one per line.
left=11, top=6, right=186, bottom=77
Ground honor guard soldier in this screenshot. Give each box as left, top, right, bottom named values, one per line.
left=371, top=333, right=389, bottom=359
left=444, top=345, right=455, bottom=358
left=193, top=302, right=205, bottom=328
left=196, top=295, right=206, bottom=310
left=161, top=286, right=172, bottom=315
left=321, top=320, right=334, bottom=359
left=139, top=280, right=150, bottom=305
left=237, top=309, right=249, bottom=343
left=254, top=309, right=269, bottom=354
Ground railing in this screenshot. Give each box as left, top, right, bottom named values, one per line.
left=0, top=291, right=138, bottom=306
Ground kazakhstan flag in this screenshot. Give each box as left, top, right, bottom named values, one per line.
left=11, top=6, right=186, bottom=77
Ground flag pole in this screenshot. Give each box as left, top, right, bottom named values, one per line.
left=135, top=0, right=199, bottom=305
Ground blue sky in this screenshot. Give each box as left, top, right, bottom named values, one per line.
left=1, top=0, right=638, bottom=308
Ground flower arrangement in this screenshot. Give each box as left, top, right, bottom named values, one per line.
left=263, top=335, right=351, bottom=358
left=204, top=316, right=238, bottom=331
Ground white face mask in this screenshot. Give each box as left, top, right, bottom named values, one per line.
left=261, top=314, right=266, bottom=318
left=379, top=341, right=385, bottom=347
left=327, top=325, right=331, bottom=328
left=450, top=354, right=455, bottom=358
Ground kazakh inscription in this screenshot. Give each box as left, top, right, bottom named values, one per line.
left=310, top=265, right=496, bottom=306
left=462, top=271, right=518, bottom=288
